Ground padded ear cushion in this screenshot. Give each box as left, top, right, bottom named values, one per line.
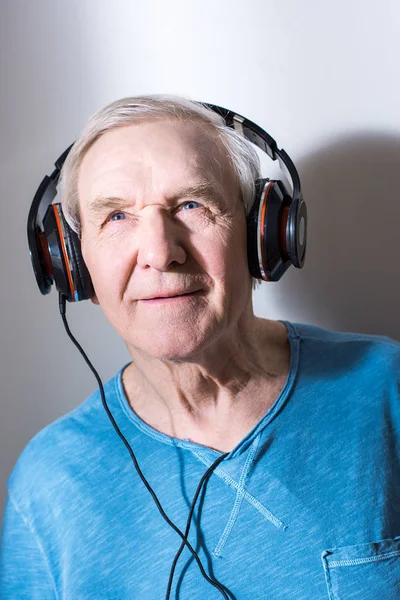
left=43, top=204, right=73, bottom=299
left=246, top=179, right=264, bottom=279
left=247, top=179, right=292, bottom=281
left=57, top=205, right=94, bottom=301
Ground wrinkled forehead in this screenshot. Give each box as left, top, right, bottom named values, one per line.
left=78, top=119, right=237, bottom=207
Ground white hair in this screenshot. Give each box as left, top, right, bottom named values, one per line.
left=58, top=94, right=262, bottom=287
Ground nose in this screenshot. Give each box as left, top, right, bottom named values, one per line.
left=136, top=206, right=187, bottom=271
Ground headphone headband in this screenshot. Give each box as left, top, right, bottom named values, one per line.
left=203, top=104, right=302, bottom=203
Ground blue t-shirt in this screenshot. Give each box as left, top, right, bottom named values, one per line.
left=1, top=322, right=400, bottom=599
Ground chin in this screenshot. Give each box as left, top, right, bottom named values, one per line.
left=127, top=321, right=219, bottom=362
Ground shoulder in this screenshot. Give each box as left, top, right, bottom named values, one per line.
left=283, top=323, right=400, bottom=446
left=286, top=322, right=399, bottom=424
left=287, top=321, right=400, bottom=374
left=7, top=369, right=123, bottom=512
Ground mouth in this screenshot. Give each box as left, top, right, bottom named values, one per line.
left=140, top=290, right=203, bottom=303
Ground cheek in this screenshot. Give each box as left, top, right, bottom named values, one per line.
left=82, top=237, right=127, bottom=302
left=196, top=219, right=249, bottom=286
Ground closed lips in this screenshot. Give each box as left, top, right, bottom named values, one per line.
left=140, top=290, right=201, bottom=300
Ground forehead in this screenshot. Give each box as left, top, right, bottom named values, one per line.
left=78, top=119, right=235, bottom=206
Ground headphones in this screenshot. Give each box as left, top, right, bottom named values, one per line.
left=27, top=103, right=307, bottom=302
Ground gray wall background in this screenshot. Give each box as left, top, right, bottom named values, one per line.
left=1, top=0, right=399, bottom=522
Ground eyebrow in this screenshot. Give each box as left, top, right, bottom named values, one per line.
left=88, top=180, right=225, bottom=220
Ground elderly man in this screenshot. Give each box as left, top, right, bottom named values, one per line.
left=1, top=96, right=399, bottom=599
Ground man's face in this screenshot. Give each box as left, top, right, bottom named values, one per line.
left=79, top=119, right=253, bottom=360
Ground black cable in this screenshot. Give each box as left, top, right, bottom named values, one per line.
left=58, top=293, right=229, bottom=599
left=165, top=451, right=228, bottom=599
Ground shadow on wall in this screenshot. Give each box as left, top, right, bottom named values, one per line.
left=275, top=131, right=400, bottom=342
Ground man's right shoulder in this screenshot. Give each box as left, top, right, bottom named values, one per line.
left=7, top=370, right=122, bottom=512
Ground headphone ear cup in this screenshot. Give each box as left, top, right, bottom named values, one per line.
left=247, top=179, right=292, bottom=282
left=43, top=204, right=93, bottom=301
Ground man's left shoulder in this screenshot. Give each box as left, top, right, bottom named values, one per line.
left=293, top=321, right=400, bottom=377
left=341, top=328, right=400, bottom=379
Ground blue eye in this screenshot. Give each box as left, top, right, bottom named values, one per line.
left=110, top=212, right=126, bottom=221
left=182, top=201, right=200, bottom=210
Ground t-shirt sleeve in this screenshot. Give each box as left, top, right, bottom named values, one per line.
left=0, top=493, right=57, bottom=599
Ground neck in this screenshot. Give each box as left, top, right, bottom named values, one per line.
left=122, top=316, right=290, bottom=452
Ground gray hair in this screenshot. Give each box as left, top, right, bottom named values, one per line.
left=58, top=94, right=262, bottom=287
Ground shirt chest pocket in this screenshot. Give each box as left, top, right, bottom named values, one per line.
left=321, top=537, right=400, bottom=600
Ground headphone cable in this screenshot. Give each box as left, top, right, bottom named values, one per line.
left=58, top=293, right=229, bottom=599
left=165, top=450, right=227, bottom=599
